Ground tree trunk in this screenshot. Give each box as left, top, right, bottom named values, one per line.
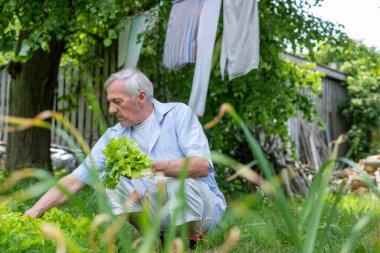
left=6, top=39, right=65, bottom=172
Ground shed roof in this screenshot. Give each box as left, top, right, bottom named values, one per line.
left=281, top=53, right=347, bottom=82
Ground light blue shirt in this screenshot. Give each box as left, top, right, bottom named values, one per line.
left=73, top=99, right=226, bottom=219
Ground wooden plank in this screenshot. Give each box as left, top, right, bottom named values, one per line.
left=52, top=71, right=63, bottom=145
left=0, top=70, right=10, bottom=142
left=70, top=68, right=80, bottom=146
left=0, top=70, right=6, bottom=141
left=83, top=71, right=93, bottom=147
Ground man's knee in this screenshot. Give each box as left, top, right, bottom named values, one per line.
left=165, top=178, right=203, bottom=199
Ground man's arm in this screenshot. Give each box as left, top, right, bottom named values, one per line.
left=24, top=173, right=85, bottom=218
left=152, top=157, right=209, bottom=178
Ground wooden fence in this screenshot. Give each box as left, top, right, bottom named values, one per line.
left=0, top=44, right=118, bottom=148
left=0, top=69, right=11, bottom=143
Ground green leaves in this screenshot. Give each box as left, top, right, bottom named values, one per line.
left=209, top=106, right=380, bottom=252
left=102, top=136, right=152, bottom=189
left=103, top=38, right=112, bottom=47
left=0, top=203, right=91, bottom=253
left=315, top=41, right=380, bottom=159
left=0, top=0, right=159, bottom=63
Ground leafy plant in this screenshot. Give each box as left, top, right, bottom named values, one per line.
left=102, top=136, right=152, bottom=189
left=314, top=41, right=380, bottom=159
left=0, top=112, right=212, bottom=252
left=0, top=202, right=91, bottom=253
left=3, top=105, right=380, bottom=252
left=207, top=103, right=380, bottom=252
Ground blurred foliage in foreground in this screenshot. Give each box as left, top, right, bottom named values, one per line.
left=2, top=179, right=380, bottom=253
left=1, top=106, right=380, bottom=252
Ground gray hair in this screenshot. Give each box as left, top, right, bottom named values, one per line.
left=104, top=68, right=154, bottom=100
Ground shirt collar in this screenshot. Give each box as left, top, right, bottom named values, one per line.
left=110, top=99, right=175, bottom=132
left=152, top=99, right=176, bottom=123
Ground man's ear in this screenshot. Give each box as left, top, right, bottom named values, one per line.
left=137, top=91, right=147, bottom=103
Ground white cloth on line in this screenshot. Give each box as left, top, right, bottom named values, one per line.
left=188, top=0, right=222, bottom=117
left=118, top=8, right=157, bottom=68
left=220, top=0, right=260, bottom=81
left=117, top=18, right=132, bottom=68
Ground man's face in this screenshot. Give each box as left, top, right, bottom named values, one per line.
left=107, top=80, right=142, bottom=127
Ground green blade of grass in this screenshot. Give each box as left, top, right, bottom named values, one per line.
left=315, top=181, right=347, bottom=253
left=210, top=151, right=262, bottom=185
left=301, top=161, right=335, bottom=253
left=137, top=160, right=189, bottom=253
left=298, top=135, right=343, bottom=230
left=300, top=135, right=344, bottom=253
left=163, top=158, right=189, bottom=252
left=224, top=105, right=301, bottom=249
left=298, top=162, right=325, bottom=229
left=340, top=214, right=372, bottom=253
left=82, top=68, right=108, bottom=135
left=136, top=208, right=161, bottom=253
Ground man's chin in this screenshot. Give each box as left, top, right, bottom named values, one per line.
left=119, top=122, right=131, bottom=127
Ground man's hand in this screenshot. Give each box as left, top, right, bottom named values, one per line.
left=24, top=207, right=44, bottom=218
left=23, top=173, right=85, bottom=218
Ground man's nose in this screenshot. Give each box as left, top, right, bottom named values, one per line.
left=109, top=104, right=116, bottom=113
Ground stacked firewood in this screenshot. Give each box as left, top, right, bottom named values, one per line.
left=280, top=155, right=380, bottom=197
left=257, top=132, right=315, bottom=197
left=278, top=161, right=316, bottom=197
left=279, top=122, right=329, bottom=197
left=298, top=122, right=331, bottom=171
left=331, top=155, right=380, bottom=195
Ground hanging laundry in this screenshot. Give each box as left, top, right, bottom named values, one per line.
left=118, top=18, right=133, bottom=68
left=163, top=0, right=205, bottom=70
left=118, top=8, right=157, bottom=68
left=220, top=0, right=260, bottom=81
left=188, top=0, right=222, bottom=117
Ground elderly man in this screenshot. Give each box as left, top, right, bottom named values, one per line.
left=24, top=68, right=226, bottom=248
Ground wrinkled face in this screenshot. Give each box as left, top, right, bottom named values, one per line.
left=107, top=80, right=142, bottom=127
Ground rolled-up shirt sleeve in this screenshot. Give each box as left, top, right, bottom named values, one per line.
left=72, top=129, right=111, bottom=185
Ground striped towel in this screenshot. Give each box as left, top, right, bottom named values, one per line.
left=163, top=0, right=205, bottom=70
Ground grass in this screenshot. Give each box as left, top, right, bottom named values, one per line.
left=197, top=192, right=380, bottom=253
left=2, top=162, right=380, bottom=252
left=6, top=180, right=380, bottom=253
left=2, top=107, right=380, bottom=252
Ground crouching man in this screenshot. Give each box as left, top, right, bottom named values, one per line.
left=24, top=68, right=226, bottom=249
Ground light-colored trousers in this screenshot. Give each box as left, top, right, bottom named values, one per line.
left=107, top=177, right=217, bottom=233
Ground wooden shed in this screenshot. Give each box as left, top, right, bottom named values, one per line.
left=284, top=53, right=350, bottom=168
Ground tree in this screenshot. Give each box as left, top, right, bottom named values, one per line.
left=1, top=0, right=348, bottom=181
left=314, top=41, right=380, bottom=159
left=0, top=0, right=158, bottom=172
left=136, top=0, right=348, bottom=193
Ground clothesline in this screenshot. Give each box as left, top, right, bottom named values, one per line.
left=118, top=0, right=260, bottom=117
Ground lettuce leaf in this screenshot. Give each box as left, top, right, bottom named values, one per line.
left=102, top=136, right=152, bottom=189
